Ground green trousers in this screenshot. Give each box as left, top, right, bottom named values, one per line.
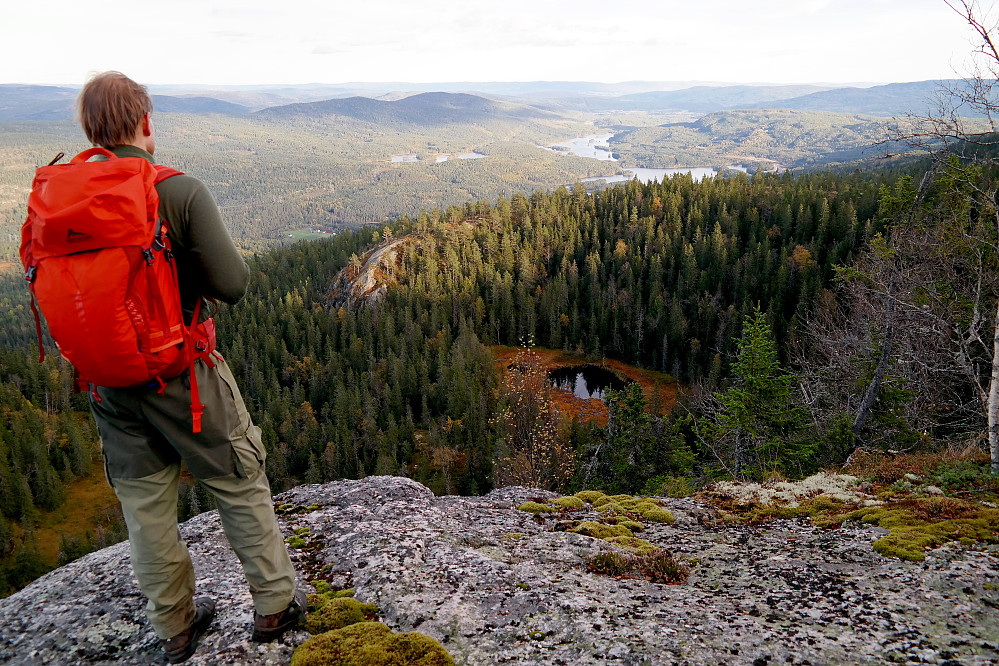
left=91, top=356, right=296, bottom=640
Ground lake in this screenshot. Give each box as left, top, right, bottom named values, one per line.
left=548, top=365, right=627, bottom=401
left=395, top=152, right=489, bottom=163
left=542, top=133, right=617, bottom=161
left=545, top=133, right=746, bottom=184
left=582, top=166, right=721, bottom=184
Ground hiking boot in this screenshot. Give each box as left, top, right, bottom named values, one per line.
left=162, top=597, right=216, bottom=664
left=251, top=588, right=308, bottom=642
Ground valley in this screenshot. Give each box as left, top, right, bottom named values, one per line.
left=0, top=80, right=959, bottom=264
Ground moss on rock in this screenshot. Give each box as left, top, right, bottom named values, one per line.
left=517, top=501, right=555, bottom=514
left=286, top=536, right=308, bottom=549
left=292, top=621, right=454, bottom=666
left=640, top=506, right=675, bottom=523
left=569, top=521, right=634, bottom=539
left=309, top=587, right=356, bottom=613
left=598, top=502, right=627, bottom=515
left=837, top=499, right=999, bottom=561
left=574, top=490, right=607, bottom=504
left=550, top=496, right=585, bottom=510
left=605, top=536, right=658, bottom=555
left=305, top=597, right=379, bottom=634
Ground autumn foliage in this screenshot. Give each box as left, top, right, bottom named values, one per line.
left=492, top=344, right=575, bottom=491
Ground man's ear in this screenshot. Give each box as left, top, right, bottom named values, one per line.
left=142, top=113, right=152, bottom=137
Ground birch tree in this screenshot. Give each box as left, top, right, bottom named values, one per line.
left=877, top=0, right=999, bottom=471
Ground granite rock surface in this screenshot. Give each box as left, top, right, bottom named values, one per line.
left=1, top=475, right=997, bottom=665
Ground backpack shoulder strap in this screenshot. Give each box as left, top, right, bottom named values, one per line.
left=153, top=164, right=185, bottom=184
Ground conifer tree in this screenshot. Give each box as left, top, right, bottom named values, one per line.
left=700, top=307, right=811, bottom=480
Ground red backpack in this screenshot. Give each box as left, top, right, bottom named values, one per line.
left=20, top=147, right=216, bottom=432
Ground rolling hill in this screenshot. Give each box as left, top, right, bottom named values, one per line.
left=254, top=91, right=555, bottom=125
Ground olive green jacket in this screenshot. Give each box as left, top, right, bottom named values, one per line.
left=110, top=145, right=248, bottom=321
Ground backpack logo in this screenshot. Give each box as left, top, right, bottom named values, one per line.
left=66, top=228, right=92, bottom=243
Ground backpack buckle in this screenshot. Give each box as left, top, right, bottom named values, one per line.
left=143, top=248, right=154, bottom=265
left=25, top=266, right=37, bottom=283
left=153, top=225, right=166, bottom=251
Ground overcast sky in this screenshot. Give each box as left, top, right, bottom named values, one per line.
left=1, top=0, right=991, bottom=86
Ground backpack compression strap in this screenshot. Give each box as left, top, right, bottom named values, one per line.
left=152, top=163, right=214, bottom=433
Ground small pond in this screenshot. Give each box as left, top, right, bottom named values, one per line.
left=548, top=365, right=627, bottom=400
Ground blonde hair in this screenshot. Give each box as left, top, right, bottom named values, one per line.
left=77, top=71, right=153, bottom=149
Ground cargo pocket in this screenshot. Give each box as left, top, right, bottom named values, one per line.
left=216, top=360, right=266, bottom=478
left=231, top=423, right=266, bottom=478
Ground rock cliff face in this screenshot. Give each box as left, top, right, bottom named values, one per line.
left=1, top=476, right=998, bottom=665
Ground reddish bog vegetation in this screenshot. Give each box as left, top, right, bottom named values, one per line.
left=490, top=346, right=677, bottom=426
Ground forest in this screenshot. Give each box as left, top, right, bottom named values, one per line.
left=5, top=140, right=997, bottom=596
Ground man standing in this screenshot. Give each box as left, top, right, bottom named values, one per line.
left=76, top=72, right=305, bottom=664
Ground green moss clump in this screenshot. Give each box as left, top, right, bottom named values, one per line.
left=314, top=580, right=332, bottom=595
left=504, top=532, right=527, bottom=540
left=616, top=519, right=645, bottom=532
left=569, top=521, right=634, bottom=539
left=304, top=597, right=379, bottom=634
left=286, top=536, right=307, bottom=549
left=292, top=621, right=454, bottom=666
left=517, top=501, right=555, bottom=514
left=839, top=499, right=999, bottom=561
left=598, top=502, right=627, bottom=515
left=574, top=490, right=607, bottom=504
left=294, top=527, right=312, bottom=536
left=594, top=493, right=634, bottom=508
left=551, top=496, right=585, bottom=510
left=640, top=507, right=675, bottom=523
left=605, top=536, right=658, bottom=555
left=798, top=495, right=850, bottom=516
left=309, top=587, right=357, bottom=613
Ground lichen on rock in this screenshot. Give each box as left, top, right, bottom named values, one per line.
left=1, top=475, right=998, bottom=665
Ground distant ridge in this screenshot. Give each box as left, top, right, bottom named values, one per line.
left=552, top=85, right=831, bottom=113
left=747, top=80, right=957, bottom=117
left=0, top=80, right=980, bottom=121
left=254, top=91, right=554, bottom=125
left=0, top=84, right=76, bottom=121
left=0, top=85, right=249, bottom=120
left=150, top=95, right=249, bottom=114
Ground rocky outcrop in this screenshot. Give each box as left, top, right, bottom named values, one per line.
left=1, top=476, right=998, bottom=665
left=327, top=238, right=408, bottom=308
